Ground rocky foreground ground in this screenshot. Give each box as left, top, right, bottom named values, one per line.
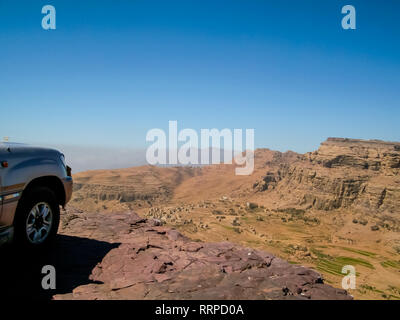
left=1, top=208, right=352, bottom=300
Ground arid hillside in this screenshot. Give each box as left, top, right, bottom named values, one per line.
left=71, top=148, right=300, bottom=211
left=70, top=138, right=400, bottom=300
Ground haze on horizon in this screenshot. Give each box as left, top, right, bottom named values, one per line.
left=1, top=0, right=399, bottom=170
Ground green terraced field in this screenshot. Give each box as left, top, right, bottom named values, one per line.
left=311, top=248, right=374, bottom=276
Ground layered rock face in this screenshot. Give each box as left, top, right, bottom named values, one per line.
left=52, top=209, right=351, bottom=300
left=308, top=138, right=400, bottom=172
left=258, top=138, right=400, bottom=214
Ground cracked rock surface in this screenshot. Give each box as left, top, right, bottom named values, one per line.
left=52, top=209, right=351, bottom=300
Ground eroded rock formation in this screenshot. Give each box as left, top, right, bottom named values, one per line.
left=257, top=138, right=400, bottom=213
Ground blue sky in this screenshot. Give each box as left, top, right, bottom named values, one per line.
left=1, top=0, right=399, bottom=156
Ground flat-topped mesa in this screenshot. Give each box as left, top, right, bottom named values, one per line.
left=307, top=137, right=400, bottom=172
left=324, top=137, right=400, bottom=151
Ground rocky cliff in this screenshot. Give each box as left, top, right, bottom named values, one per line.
left=256, top=138, right=400, bottom=216
left=308, top=138, right=400, bottom=172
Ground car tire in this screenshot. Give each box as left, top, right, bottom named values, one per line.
left=14, top=186, right=60, bottom=249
